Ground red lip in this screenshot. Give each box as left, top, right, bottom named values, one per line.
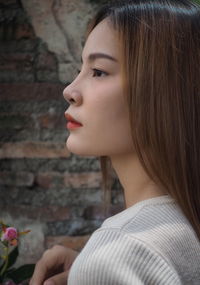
left=65, top=113, right=82, bottom=129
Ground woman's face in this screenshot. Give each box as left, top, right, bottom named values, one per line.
left=63, top=19, right=133, bottom=157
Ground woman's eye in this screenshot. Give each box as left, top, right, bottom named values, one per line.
left=92, top=69, right=107, bottom=77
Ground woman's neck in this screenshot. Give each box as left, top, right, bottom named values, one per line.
left=110, top=153, right=167, bottom=208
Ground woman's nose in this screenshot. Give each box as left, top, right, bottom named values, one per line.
left=63, top=86, right=83, bottom=106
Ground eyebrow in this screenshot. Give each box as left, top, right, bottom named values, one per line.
left=82, top=53, right=118, bottom=63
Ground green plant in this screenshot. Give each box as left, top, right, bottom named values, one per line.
left=0, top=221, right=35, bottom=284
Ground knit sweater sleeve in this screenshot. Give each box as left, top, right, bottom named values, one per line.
left=68, top=228, right=181, bottom=285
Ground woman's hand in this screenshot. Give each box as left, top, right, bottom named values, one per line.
left=29, top=245, right=78, bottom=285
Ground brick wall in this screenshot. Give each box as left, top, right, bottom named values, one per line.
left=0, top=0, right=123, bottom=265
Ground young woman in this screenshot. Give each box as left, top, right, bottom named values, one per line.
left=30, top=1, right=200, bottom=284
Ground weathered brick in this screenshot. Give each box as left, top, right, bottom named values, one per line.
left=36, top=172, right=64, bottom=189
left=0, top=142, right=70, bottom=158
left=0, top=39, right=40, bottom=53
left=0, top=157, right=100, bottom=173
left=0, top=100, right=66, bottom=116
left=37, top=113, right=65, bottom=129
left=0, top=23, right=14, bottom=41
left=1, top=204, right=70, bottom=222
left=0, top=171, right=34, bottom=186
left=82, top=204, right=124, bottom=220
left=0, top=25, right=4, bottom=41
left=45, top=235, right=90, bottom=251
left=0, top=0, right=18, bottom=5
left=0, top=53, right=34, bottom=71
left=64, top=172, right=102, bottom=188
left=0, top=129, right=39, bottom=142
left=0, top=112, right=65, bottom=132
left=0, top=185, right=100, bottom=208
left=35, top=173, right=53, bottom=189
left=0, top=53, right=35, bottom=82
left=0, top=129, right=67, bottom=142
left=0, top=83, right=65, bottom=101
left=36, top=51, right=57, bottom=71
left=0, top=113, right=34, bottom=129
left=0, top=70, right=35, bottom=83
left=47, top=219, right=101, bottom=236
left=15, top=22, right=35, bottom=40
left=36, top=70, right=58, bottom=82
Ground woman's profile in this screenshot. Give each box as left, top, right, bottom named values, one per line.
left=30, top=1, right=200, bottom=284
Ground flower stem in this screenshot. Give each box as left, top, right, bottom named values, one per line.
left=0, top=246, right=9, bottom=277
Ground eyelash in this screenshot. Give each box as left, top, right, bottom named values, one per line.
left=92, top=68, right=108, bottom=77
left=77, top=68, right=108, bottom=78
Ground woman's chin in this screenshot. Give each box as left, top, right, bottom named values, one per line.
left=66, top=140, right=95, bottom=157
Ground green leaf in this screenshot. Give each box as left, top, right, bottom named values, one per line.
left=5, top=267, right=16, bottom=274
left=0, top=246, right=18, bottom=275
left=0, top=268, right=16, bottom=282
left=5, top=264, right=35, bottom=283
left=0, top=260, right=5, bottom=274
left=7, top=246, right=19, bottom=269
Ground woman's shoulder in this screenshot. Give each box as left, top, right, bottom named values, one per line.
left=69, top=195, right=200, bottom=284
left=100, top=194, right=200, bottom=256
left=94, top=195, right=200, bottom=284
left=101, top=195, right=197, bottom=240
left=70, top=227, right=182, bottom=285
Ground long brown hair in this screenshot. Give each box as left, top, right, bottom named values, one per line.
left=88, top=0, right=200, bottom=238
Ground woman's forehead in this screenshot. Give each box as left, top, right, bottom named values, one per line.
left=82, top=19, right=119, bottom=62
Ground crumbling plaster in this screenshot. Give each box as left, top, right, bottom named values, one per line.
left=21, top=0, right=97, bottom=83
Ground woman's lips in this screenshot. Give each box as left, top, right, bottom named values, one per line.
left=67, top=121, right=82, bottom=129
left=65, top=113, right=83, bottom=130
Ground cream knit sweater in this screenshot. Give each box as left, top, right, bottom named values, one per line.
left=68, top=196, right=200, bottom=284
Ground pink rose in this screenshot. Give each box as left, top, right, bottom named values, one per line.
left=1, top=227, right=18, bottom=242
